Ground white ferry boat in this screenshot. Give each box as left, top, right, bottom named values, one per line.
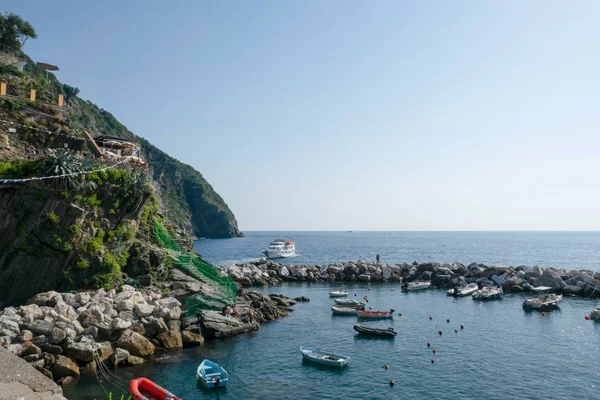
left=263, top=239, right=296, bottom=259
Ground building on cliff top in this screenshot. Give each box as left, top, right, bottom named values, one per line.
left=94, top=135, right=141, bottom=157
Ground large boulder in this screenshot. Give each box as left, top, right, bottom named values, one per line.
left=534, top=268, right=565, bottom=291
left=51, top=355, right=80, bottom=377
left=563, top=285, right=582, bottom=296
left=525, top=266, right=544, bottom=280
left=134, top=303, right=155, bottom=319
left=278, top=266, right=290, bottom=278
left=327, top=265, right=342, bottom=275
left=30, top=320, right=55, bottom=337
left=65, top=337, right=98, bottom=362
left=116, top=329, right=155, bottom=357
left=358, top=274, right=371, bottom=282
left=110, top=348, right=130, bottom=366
left=343, top=263, right=358, bottom=276
left=156, top=321, right=183, bottom=350
left=590, top=306, right=600, bottom=321
left=26, top=291, right=62, bottom=307
left=49, top=327, right=67, bottom=344
left=182, top=331, right=205, bottom=347
left=111, top=317, right=133, bottom=331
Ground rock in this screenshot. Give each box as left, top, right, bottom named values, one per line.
left=21, top=343, right=42, bottom=356
left=157, top=297, right=181, bottom=310
left=294, top=296, right=310, bottom=302
left=590, top=307, right=600, bottom=320
left=97, top=342, right=113, bottom=362
left=83, top=326, right=98, bottom=340
left=534, top=268, right=565, bottom=290
left=278, top=266, right=289, bottom=278
left=29, top=359, right=45, bottom=371
left=156, top=321, right=183, bottom=350
left=18, top=330, right=33, bottom=343
left=327, top=265, right=342, bottom=275
left=32, top=335, right=48, bottom=347
left=110, top=348, right=130, bottom=366
left=51, top=355, right=80, bottom=377
left=0, top=318, right=20, bottom=334
left=134, top=303, right=155, bottom=318
left=116, top=329, right=155, bottom=357
left=127, top=355, right=145, bottom=365
left=358, top=274, right=371, bottom=282
left=30, top=320, right=55, bottom=337
left=65, top=338, right=98, bottom=363
left=75, top=292, right=91, bottom=305
left=563, top=285, right=582, bottom=296
left=58, top=376, right=74, bottom=386
left=525, top=266, right=544, bottom=280
left=343, top=263, right=358, bottom=275
left=116, top=299, right=134, bottom=312
left=41, top=343, right=63, bottom=355
left=26, top=291, right=62, bottom=307
left=111, top=317, right=133, bottom=331
left=49, top=328, right=67, bottom=344
left=23, top=354, right=41, bottom=363
left=42, top=353, right=56, bottom=369
left=78, top=310, right=102, bottom=328
left=200, top=311, right=259, bottom=339
left=182, top=331, right=204, bottom=347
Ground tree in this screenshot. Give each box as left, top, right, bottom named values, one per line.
left=0, top=13, right=37, bottom=51
left=62, top=84, right=80, bottom=104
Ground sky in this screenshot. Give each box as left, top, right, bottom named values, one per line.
left=5, top=1, right=600, bottom=231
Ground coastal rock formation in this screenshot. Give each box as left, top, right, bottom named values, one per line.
left=590, top=306, right=600, bottom=321
left=221, top=259, right=600, bottom=299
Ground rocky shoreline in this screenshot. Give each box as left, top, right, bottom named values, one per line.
left=221, top=259, right=600, bottom=299
left=0, top=284, right=301, bottom=388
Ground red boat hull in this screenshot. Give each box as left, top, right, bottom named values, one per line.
left=357, top=310, right=393, bottom=318
left=129, top=378, right=181, bottom=400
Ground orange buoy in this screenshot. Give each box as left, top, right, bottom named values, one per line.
left=541, top=312, right=546, bottom=316
left=585, top=315, right=590, bottom=320
left=460, top=324, right=464, bottom=329
left=427, top=342, right=431, bottom=347
left=429, top=316, right=433, bottom=320
left=438, top=330, right=442, bottom=335
left=431, top=359, right=435, bottom=364
left=432, top=349, right=436, bottom=354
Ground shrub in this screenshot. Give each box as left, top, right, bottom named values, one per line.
left=62, top=242, right=73, bottom=252
left=43, top=148, right=83, bottom=189
left=58, top=190, right=70, bottom=199
left=0, top=160, right=40, bottom=178
left=73, top=194, right=83, bottom=202
left=109, top=209, right=116, bottom=215
left=68, top=224, right=81, bottom=236
left=75, top=260, right=89, bottom=270
left=86, top=194, right=101, bottom=207
left=83, top=237, right=103, bottom=253
left=46, top=212, right=59, bottom=224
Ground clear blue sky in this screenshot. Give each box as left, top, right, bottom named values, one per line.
left=5, top=1, right=599, bottom=231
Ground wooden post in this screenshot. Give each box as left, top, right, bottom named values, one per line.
left=58, top=94, right=64, bottom=106
left=29, top=89, right=36, bottom=101
left=0, top=83, right=6, bottom=96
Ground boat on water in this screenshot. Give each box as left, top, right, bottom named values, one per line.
left=447, top=283, right=479, bottom=297
left=403, top=281, right=432, bottom=291
left=357, top=309, right=394, bottom=319
left=329, top=290, right=348, bottom=297
left=334, top=298, right=360, bottom=306
left=331, top=305, right=361, bottom=316
left=263, top=239, right=296, bottom=259
left=299, top=347, right=349, bottom=367
left=472, top=286, right=503, bottom=301
left=128, top=378, right=181, bottom=400
left=522, top=293, right=563, bottom=311
left=353, top=324, right=397, bottom=338
left=197, top=359, right=229, bottom=389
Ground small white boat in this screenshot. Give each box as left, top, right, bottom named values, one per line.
left=448, top=283, right=479, bottom=297
left=403, top=281, right=432, bottom=291
left=334, top=298, right=359, bottom=306
left=472, top=286, right=503, bottom=301
left=263, top=239, right=296, bottom=259
left=299, top=347, right=349, bottom=367
left=329, top=290, right=348, bottom=297
left=197, top=360, right=228, bottom=389
left=522, top=294, right=563, bottom=311
left=357, top=309, right=394, bottom=319
left=331, top=305, right=359, bottom=316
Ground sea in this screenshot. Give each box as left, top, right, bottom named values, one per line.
left=65, top=231, right=600, bottom=400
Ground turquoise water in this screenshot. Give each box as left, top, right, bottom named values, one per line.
left=194, top=231, right=600, bottom=271
left=66, top=283, right=600, bottom=400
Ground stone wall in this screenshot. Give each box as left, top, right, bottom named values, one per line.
left=0, top=52, right=19, bottom=68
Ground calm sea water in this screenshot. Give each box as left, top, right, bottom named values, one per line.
left=195, top=231, right=600, bottom=271
left=64, top=232, right=600, bottom=399
left=66, top=283, right=600, bottom=400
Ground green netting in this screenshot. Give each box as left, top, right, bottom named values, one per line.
left=153, top=221, right=237, bottom=313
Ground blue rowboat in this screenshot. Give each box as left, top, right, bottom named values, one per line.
left=197, top=359, right=228, bottom=389
left=299, top=347, right=349, bottom=367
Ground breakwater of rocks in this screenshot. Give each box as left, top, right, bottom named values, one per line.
left=221, top=259, right=600, bottom=298
left=0, top=284, right=301, bottom=387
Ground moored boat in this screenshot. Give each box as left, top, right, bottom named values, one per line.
left=334, top=298, right=360, bottom=306
left=522, top=294, right=563, bottom=311
left=472, top=286, right=503, bottom=301
left=329, top=290, right=348, bottom=297
left=357, top=309, right=394, bottom=319
left=331, top=305, right=359, bottom=316
left=353, top=324, right=397, bottom=338
left=197, top=359, right=229, bottom=389
left=128, top=378, right=181, bottom=400
left=448, top=283, right=479, bottom=297
left=402, top=281, right=432, bottom=291
left=299, top=347, right=349, bottom=367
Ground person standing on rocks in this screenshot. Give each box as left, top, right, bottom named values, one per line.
left=376, top=254, right=380, bottom=264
